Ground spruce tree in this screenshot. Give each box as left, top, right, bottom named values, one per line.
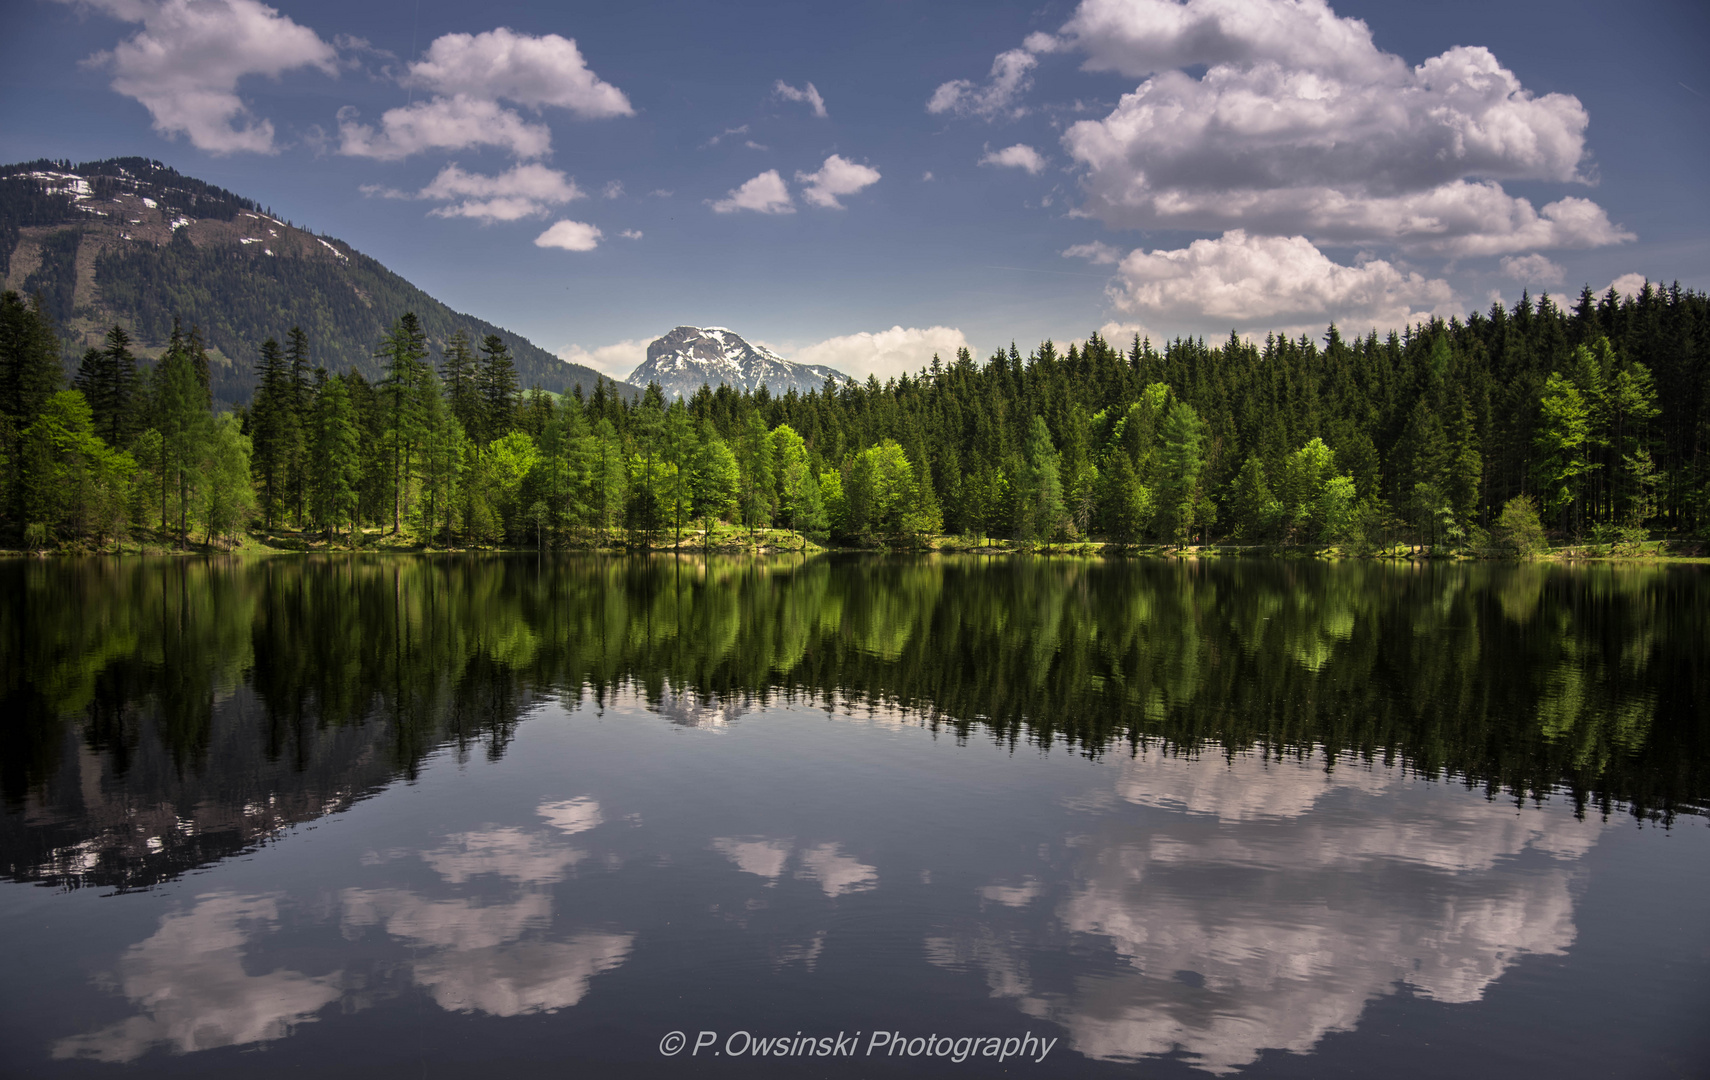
left=477, top=334, right=519, bottom=442
left=74, top=325, right=138, bottom=447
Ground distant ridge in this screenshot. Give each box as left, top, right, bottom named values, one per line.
left=0, top=157, right=626, bottom=406
left=630, top=325, right=849, bottom=398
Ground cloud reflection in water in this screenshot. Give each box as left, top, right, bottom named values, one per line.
left=932, top=751, right=1601, bottom=1074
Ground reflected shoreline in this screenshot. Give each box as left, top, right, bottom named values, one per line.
left=4, top=554, right=1704, bottom=893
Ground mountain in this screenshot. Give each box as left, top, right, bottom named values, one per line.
left=0, top=157, right=622, bottom=406
left=630, top=325, right=849, bottom=398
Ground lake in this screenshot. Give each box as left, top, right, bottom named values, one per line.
left=1, top=554, right=1706, bottom=1077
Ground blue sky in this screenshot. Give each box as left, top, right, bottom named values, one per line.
left=4, top=0, right=1706, bottom=380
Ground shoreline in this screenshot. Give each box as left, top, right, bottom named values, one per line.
left=3, top=529, right=1704, bottom=563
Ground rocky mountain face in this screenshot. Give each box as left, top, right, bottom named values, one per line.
left=629, top=325, right=848, bottom=398
left=0, top=157, right=615, bottom=406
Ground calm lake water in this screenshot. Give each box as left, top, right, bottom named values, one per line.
left=1, top=555, right=1706, bottom=1077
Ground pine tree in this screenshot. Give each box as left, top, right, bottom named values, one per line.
left=660, top=401, right=698, bottom=545
left=250, top=337, right=290, bottom=526
left=150, top=335, right=210, bottom=546
left=1229, top=456, right=1281, bottom=541
left=376, top=313, right=430, bottom=533
left=441, top=330, right=481, bottom=438
left=284, top=327, right=312, bottom=526
left=477, top=334, right=519, bottom=441
left=74, top=325, right=138, bottom=447
left=1158, top=400, right=1207, bottom=546
left=0, top=291, right=63, bottom=428
left=310, top=372, right=360, bottom=542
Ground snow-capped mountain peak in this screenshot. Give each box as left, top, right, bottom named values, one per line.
left=628, top=326, right=849, bottom=398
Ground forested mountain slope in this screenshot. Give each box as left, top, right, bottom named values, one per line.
left=0, top=158, right=615, bottom=406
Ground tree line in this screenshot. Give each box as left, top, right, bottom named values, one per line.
left=0, top=279, right=1704, bottom=550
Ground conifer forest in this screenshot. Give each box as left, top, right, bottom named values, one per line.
left=1, top=282, right=1705, bottom=553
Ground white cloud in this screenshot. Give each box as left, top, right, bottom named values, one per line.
left=405, top=28, right=632, bottom=116
left=794, top=842, right=878, bottom=898
left=338, top=96, right=552, bottom=160
left=536, top=797, right=604, bottom=835
left=795, top=154, right=881, bottom=209
left=71, top=0, right=337, bottom=154
left=774, top=79, right=828, bottom=118
left=1604, top=273, right=1649, bottom=300
left=534, top=220, right=603, bottom=251
left=709, top=169, right=794, bottom=214
left=790, top=325, right=975, bottom=380
left=979, top=143, right=1047, bottom=175
left=713, top=837, right=793, bottom=881
left=51, top=892, right=343, bottom=1063
left=1113, top=230, right=1456, bottom=334
left=415, top=163, right=583, bottom=222
left=339, top=27, right=629, bottom=160
left=1064, top=240, right=1123, bottom=264
left=1500, top=254, right=1565, bottom=285
left=1017, top=0, right=1630, bottom=255
left=421, top=827, right=585, bottom=884
left=928, top=48, right=1037, bottom=119
left=602, top=179, right=624, bottom=199
left=619, top=228, right=643, bottom=240
left=921, top=170, right=935, bottom=182
left=557, top=337, right=653, bottom=379
left=704, top=124, right=749, bottom=148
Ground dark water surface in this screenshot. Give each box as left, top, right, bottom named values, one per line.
left=1, top=555, right=1706, bottom=1077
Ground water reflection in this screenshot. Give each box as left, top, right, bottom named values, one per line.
left=51, top=790, right=634, bottom=1062
left=929, top=750, right=1602, bottom=1073
left=51, top=892, right=344, bottom=1062
left=3, top=554, right=1705, bottom=1075
left=4, top=554, right=1701, bottom=896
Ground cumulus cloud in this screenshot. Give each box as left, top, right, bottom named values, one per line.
left=1500, top=254, right=1565, bottom=285
left=927, top=48, right=1037, bottom=119
left=534, top=220, right=603, bottom=251
left=413, top=163, right=583, bottom=222
left=1113, top=230, right=1455, bottom=334
left=1036, top=0, right=1626, bottom=255
left=979, top=144, right=1047, bottom=175
left=405, top=28, right=633, bottom=116
left=339, top=27, right=630, bottom=160
left=795, top=155, right=881, bottom=208
left=619, top=228, right=643, bottom=240
left=930, top=749, right=1603, bottom=1074
left=338, top=96, right=552, bottom=160
left=774, top=79, right=828, bottom=118
left=557, top=337, right=653, bottom=379
left=1604, top=273, right=1649, bottom=300
left=602, top=180, right=624, bottom=199
left=790, top=325, right=975, bottom=380
left=51, top=893, right=341, bottom=1063
left=709, top=170, right=794, bottom=214
left=69, top=0, right=337, bottom=154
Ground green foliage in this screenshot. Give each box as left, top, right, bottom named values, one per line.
left=1495, top=494, right=1548, bottom=557
left=1535, top=371, right=1594, bottom=529
left=19, top=390, right=135, bottom=545
left=1229, top=456, right=1282, bottom=541
left=846, top=439, right=917, bottom=541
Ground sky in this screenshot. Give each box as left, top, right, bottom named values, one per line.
left=3, top=0, right=1707, bottom=382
